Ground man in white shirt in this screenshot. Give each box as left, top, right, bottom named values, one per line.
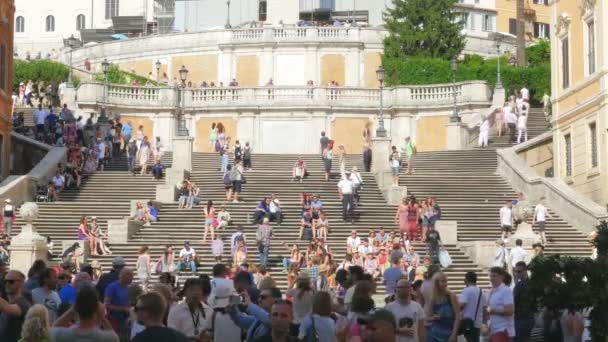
left=95, top=138, right=106, bottom=171
left=488, top=267, right=515, bottom=339
left=338, top=172, right=355, bottom=222
left=500, top=201, right=514, bottom=241
left=168, top=278, right=213, bottom=340
left=357, top=239, right=371, bottom=255
left=346, top=230, right=361, bottom=254
left=503, top=105, right=518, bottom=144
left=385, top=279, right=426, bottom=342
left=459, top=272, right=487, bottom=342
left=176, top=241, right=197, bottom=274
left=533, top=197, right=550, bottom=244
left=509, top=239, right=528, bottom=269
left=268, top=193, right=282, bottom=225
left=520, top=87, right=529, bottom=101
left=51, top=171, right=65, bottom=192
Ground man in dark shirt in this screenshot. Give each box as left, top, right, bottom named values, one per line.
left=96, top=256, right=125, bottom=301
left=513, top=261, right=535, bottom=342
left=425, top=226, right=442, bottom=265
left=132, top=292, right=189, bottom=342
left=0, top=270, right=31, bottom=342
left=319, top=131, right=329, bottom=155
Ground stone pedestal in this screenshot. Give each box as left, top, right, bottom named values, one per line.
left=436, top=220, right=458, bottom=245
left=446, top=122, right=468, bottom=150
left=166, top=168, right=190, bottom=187
left=461, top=240, right=499, bottom=270
left=508, top=222, right=541, bottom=248
left=172, top=136, right=194, bottom=172
left=107, top=218, right=143, bottom=244
left=9, top=203, right=47, bottom=275
left=156, top=183, right=177, bottom=202
left=370, top=138, right=391, bottom=174
left=386, top=185, right=408, bottom=205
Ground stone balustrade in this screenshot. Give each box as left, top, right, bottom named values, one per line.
left=77, top=81, right=491, bottom=110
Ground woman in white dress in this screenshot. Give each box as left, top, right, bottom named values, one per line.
left=136, top=246, right=151, bottom=290
left=157, top=245, right=175, bottom=274
left=135, top=125, right=144, bottom=150
left=337, top=144, right=346, bottom=177
left=137, top=137, right=150, bottom=175
left=517, top=100, right=529, bottom=144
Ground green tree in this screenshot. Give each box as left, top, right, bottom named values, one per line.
left=383, top=0, right=465, bottom=60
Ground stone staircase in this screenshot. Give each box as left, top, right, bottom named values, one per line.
left=401, top=149, right=590, bottom=257
left=486, top=107, right=549, bottom=148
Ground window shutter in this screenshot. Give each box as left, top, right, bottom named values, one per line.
left=509, top=18, right=517, bottom=35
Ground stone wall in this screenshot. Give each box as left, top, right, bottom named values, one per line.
left=516, top=137, right=554, bottom=178
left=10, top=133, right=51, bottom=175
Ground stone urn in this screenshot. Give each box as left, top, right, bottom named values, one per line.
left=10, top=202, right=48, bottom=274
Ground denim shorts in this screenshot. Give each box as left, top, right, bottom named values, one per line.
left=391, top=166, right=400, bottom=176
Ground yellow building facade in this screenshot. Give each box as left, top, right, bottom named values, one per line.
left=0, top=0, right=15, bottom=180
left=496, top=0, right=551, bottom=41
left=550, top=0, right=607, bottom=206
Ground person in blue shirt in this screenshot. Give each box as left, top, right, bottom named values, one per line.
left=383, top=257, right=406, bottom=298
left=104, top=268, right=133, bottom=337
left=122, top=122, right=132, bottom=151
left=253, top=198, right=270, bottom=225
left=46, top=108, right=58, bottom=133
left=146, top=202, right=158, bottom=226
left=310, top=195, right=324, bottom=220
left=228, top=287, right=280, bottom=341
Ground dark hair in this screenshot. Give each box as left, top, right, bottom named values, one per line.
left=207, top=200, right=213, bottom=212
left=234, top=271, right=253, bottom=286
left=75, top=287, right=99, bottom=320
left=335, top=269, right=349, bottom=287
left=503, top=273, right=512, bottom=286
left=489, top=267, right=505, bottom=276
left=412, top=279, right=423, bottom=291
left=40, top=268, right=54, bottom=287
left=27, top=260, right=47, bottom=278
left=465, top=271, right=477, bottom=284
left=515, top=261, right=527, bottom=270
left=269, top=287, right=282, bottom=299
left=138, top=292, right=167, bottom=321
left=312, top=292, right=332, bottom=317
left=348, top=265, right=365, bottom=280
left=212, top=263, right=227, bottom=277
left=515, top=239, right=523, bottom=246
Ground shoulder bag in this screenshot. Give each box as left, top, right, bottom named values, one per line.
left=458, top=288, right=482, bottom=337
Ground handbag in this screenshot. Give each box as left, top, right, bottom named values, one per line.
left=459, top=288, right=482, bottom=336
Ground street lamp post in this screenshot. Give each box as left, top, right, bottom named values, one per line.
left=450, top=56, right=461, bottom=123
left=225, top=0, right=231, bottom=29
left=99, top=58, right=110, bottom=123
left=495, top=38, right=503, bottom=89
left=155, top=60, right=161, bottom=83
left=375, top=66, right=387, bottom=138
left=66, top=35, right=78, bottom=88
left=177, top=65, right=189, bottom=136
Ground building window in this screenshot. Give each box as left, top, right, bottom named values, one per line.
left=482, top=15, right=494, bottom=32
left=589, top=122, right=598, bottom=168
left=587, top=20, right=595, bottom=75
left=468, top=13, right=476, bottom=30
left=534, top=22, right=550, bottom=39
left=533, top=0, right=549, bottom=5
left=0, top=45, right=6, bottom=91
left=509, top=18, right=516, bottom=35
left=76, top=14, right=86, bottom=30
left=561, top=38, right=570, bottom=89
left=45, top=15, right=55, bottom=32
left=15, top=16, right=25, bottom=33
left=105, top=0, right=119, bottom=20
left=564, top=133, right=572, bottom=177
left=259, top=0, right=267, bottom=21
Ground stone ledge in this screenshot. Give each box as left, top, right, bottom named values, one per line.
left=435, top=220, right=457, bottom=245
left=107, top=218, right=144, bottom=244
left=497, top=134, right=608, bottom=233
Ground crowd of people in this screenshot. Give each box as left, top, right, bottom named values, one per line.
left=478, top=87, right=532, bottom=148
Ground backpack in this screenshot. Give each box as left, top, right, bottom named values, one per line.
left=223, top=173, right=232, bottom=186
left=234, top=146, right=242, bottom=159
left=243, top=147, right=251, bottom=160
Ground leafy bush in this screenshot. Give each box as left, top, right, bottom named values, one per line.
left=383, top=45, right=551, bottom=103
left=12, top=60, right=79, bottom=91
left=93, top=64, right=157, bottom=86
left=527, top=39, right=550, bottom=67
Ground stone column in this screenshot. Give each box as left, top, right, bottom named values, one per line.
left=171, top=136, right=194, bottom=172
left=446, top=121, right=469, bottom=150
left=370, top=137, right=391, bottom=173
left=9, top=202, right=47, bottom=275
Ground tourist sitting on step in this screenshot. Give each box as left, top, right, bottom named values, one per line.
left=178, top=180, right=191, bottom=209
left=216, top=206, right=231, bottom=229
left=176, top=241, right=197, bottom=274
left=151, top=159, right=165, bottom=180
left=364, top=252, right=381, bottom=280
left=268, top=193, right=282, bottom=225
left=314, top=212, right=329, bottom=241
left=133, top=201, right=156, bottom=227
left=89, top=216, right=112, bottom=255
left=77, top=215, right=97, bottom=255
left=233, top=241, right=248, bottom=266
left=253, top=198, right=270, bottom=225
left=310, top=195, right=323, bottom=221
left=346, top=230, right=362, bottom=254
left=300, top=211, right=314, bottom=241
left=51, top=170, right=65, bottom=194
left=186, top=183, right=200, bottom=209
left=282, top=243, right=304, bottom=274
left=155, top=245, right=175, bottom=275
left=292, top=157, right=308, bottom=182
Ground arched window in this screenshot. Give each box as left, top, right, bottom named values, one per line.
left=15, top=16, right=25, bottom=33
left=105, top=0, right=119, bottom=20
left=76, top=14, right=86, bottom=30
left=45, top=15, right=55, bottom=32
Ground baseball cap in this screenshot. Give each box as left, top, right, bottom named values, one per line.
left=112, top=256, right=126, bottom=267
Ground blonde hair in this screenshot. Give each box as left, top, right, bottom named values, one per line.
left=429, top=272, right=450, bottom=306
left=21, top=304, right=51, bottom=342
